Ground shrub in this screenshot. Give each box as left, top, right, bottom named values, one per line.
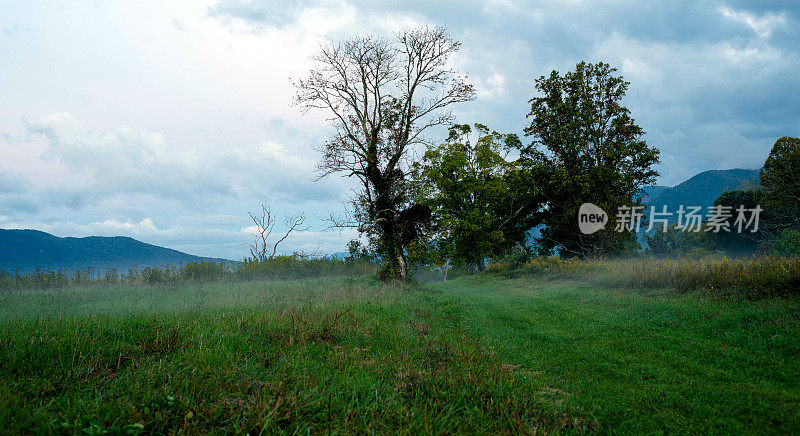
left=489, top=255, right=800, bottom=298
left=772, top=230, right=800, bottom=257
left=0, top=255, right=373, bottom=292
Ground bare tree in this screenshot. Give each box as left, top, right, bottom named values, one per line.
left=247, top=203, right=309, bottom=261
left=294, top=26, right=475, bottom=280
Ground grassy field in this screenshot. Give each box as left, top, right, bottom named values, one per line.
left=1, top=275, right=798, bottom=434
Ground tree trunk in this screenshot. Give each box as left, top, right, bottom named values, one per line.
left=397, top=251, right=408, bottom=281
left=373, top=171, right=408, bottom=282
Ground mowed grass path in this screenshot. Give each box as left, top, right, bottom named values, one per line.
left=1, top=276, right=798, bottom=434
left=430, top=277, right=800, bottom=434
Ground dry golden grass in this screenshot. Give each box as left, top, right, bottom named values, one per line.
left=491, top=255, right=800, bottom=297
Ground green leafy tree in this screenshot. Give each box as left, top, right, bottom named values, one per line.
left=772, top=229, right=800, bottom=256
left=346, top=239, right=374, bottom=262
left=522, top=61, right=660, bottom=258
left=413, top=124, right=544, bottom=271
left=706, top=189, right=763, bottom=254
left=644, top=225, right=710, bottom=258
left=760, top=136, right=800, bottom=235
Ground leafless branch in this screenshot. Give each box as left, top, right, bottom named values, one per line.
left=271, top=213, right=309, bottom=258
left=247, top=203, right=308, bottom=261
left=293, top=26, right=474, bottom=280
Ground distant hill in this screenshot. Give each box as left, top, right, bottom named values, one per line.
left=1, top=169, right=764, bottom=273
left=645, top=169, right=760, bottom=213
left=639, top=185, right=669, bottom=204
left=0, top=229, right=230, bottom=274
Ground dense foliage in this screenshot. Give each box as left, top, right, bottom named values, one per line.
left=522, top=61, right=660, bottom=258
left=760, top=136, right=800, bottom=236
left=772, top=229, right=800, bottom=256
left=411, top=124, right=543, bottom=271
left=688, top=136, right=800, bottom=258
left=705, top=189, right=763, bottom=254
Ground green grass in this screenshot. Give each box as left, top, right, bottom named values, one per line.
left=432, top=276, right=800, bottom=433
left=489, top=256, right=800, bottom=298
left=1, top=275, right=798, bottom=434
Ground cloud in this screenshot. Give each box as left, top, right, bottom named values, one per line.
left=0, top=170, right=38, bottom=214
left=0, top=169, right=28, bottom=194
left=3, top=0, right=799, bottom=256
left=22, top=113, right=340, bottom=206
left=171, top=19, right=186, bottom=31
left=0, top=195, right=40, bottom=215
left=590, top=30, right=800, bottom=183
left=208, top=0, right=358, bottom=36
left=5, top=111, right=354, bottom=257
left=24, top=113, right=207, bottom=199
left=473, top=71, right=506, bottom=98
left=1, top=24, right=32, bottom=37
left=719, top=5, right=787, bottom=38
left=209, top=0, right=309, bottom=27
left=98, top=218, right=158, bottom=233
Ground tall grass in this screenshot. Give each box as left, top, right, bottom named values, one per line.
left=0, top=278, right=586, bottom=434
left=0, top=255, right=374, bottom=292
left=489, top=255, right=800, bottom=298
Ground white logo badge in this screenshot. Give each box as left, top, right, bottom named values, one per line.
left=578, top=203, right=608, bottom=234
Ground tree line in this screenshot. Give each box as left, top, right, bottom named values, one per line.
left=294, top=26, right=799, bottom=281
left=645, top=136, right=800, bottom=258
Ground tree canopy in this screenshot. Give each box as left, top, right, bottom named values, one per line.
left=760, top=136, right=800, bottom=235
left=522, top=61, right=660, bottom=258
left=412, top=124, right=544, bottom=271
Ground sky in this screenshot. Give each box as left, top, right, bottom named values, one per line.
left=1, top=0, right=798, bottom=259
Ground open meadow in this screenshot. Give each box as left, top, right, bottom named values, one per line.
left=2, top=265, right=799, bottom=434
left=5, top=2, right=800, bottom=434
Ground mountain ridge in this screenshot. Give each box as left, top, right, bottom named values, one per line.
left=0, top=229, right=230, bottom=274
left=645, top=168, right=760, bottom=211
left=1, top=168, right=764, bottom=272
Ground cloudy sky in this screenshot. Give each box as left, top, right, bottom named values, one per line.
left=1, top=1, right=798, bottom=259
